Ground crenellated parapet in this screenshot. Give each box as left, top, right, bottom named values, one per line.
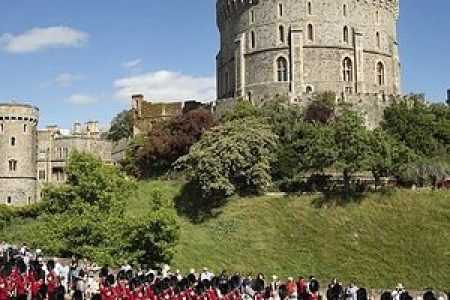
left=216, top=0, right=258, bottom=29
left=217, top=0, right=399, bottom=28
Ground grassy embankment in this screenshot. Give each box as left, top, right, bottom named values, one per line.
left=1, top=180, right=449, bottom=290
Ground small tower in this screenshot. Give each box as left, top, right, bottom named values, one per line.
left=0, top=102, right=39, bottom=205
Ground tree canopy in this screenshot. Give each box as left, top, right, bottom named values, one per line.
left=107, top=109, right=134, bottom=141
left=176, top=118, right=278, bottom=198
left=27, top=151, right=179, bottom=266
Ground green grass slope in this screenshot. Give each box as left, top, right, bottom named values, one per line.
left=128, top=181, right=450, bottom=291
left=1, top=181, right=449, bottom=290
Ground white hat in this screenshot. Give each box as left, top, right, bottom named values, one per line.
left=189, top=268, right=195, bottom=274
left=272, top=275, right=278, bottom=280
left=396, top=283, right=404, bottom=290
left=288, top=277, right=293, bottom=281
left=203, top=267, right=208, bottom=271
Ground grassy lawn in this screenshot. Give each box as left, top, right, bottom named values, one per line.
left=1, top=180, right=449, bottom=291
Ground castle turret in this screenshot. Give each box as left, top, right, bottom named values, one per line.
left=0, top=102, right=39, bottom=206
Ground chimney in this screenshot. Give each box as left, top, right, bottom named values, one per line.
left=73, top=122, right=82, bottom=135
left=86, top=120, right=99, bottom=135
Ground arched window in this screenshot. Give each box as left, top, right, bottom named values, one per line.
left=343, top=4, right=347, bottom=17
left=307, top=24, right=314, bottom=41
left=23, top=124, right=27, bottom=133
left=376, top=32, right=381, bottom=48
left=343, top=26, right=349, bottom=43
left=0, top=124, right=3, bottom=133
left=306, top=86, right=313, bottom=93
left=342, top=57, right=353, bottom=82
left=10, top=137, right=16, bottom=146
left=6, top=197, right=11, bottom=205
left=276, top=57, right=289, bottom=82
left=9, top=160, right=17, bottom=172
left=278, top=3, right=283, bottom=17
left=307, top=2, right=312, bottom=15
left=250, top=31, right=256, bottom=49
left=279, top=25, right=285, bottom=43
left=377, top=62, right=385, bottom=86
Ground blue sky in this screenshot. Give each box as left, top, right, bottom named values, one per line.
left=0, top=1, right=449, bottom=129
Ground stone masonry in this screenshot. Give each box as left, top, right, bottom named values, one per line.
left=216, top=0, right=401, bottom=128
left=0, top=103, right=39, bottom=206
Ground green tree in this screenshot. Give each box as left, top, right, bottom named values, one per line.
left=107, top=109, right=134, bottom=142
left=221, top=100, right=259, bottom=122
left=367, top=129, right=417, bottom=188
left=29, top=152, right=179, bottom=266
left=332, top=106, right=371, bottom=194
left=176, top=118, right=278, bottom=198
left=381, top=95, right=441, bottom=157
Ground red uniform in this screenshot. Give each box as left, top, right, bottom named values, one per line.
left=101, top=286, right=116, bottom=300
left=15, top=274, right=26, bottom=297
left=31, top=280, right=42, bottom=300
left=0, top=278, right=9, bottom=300
left=133, top=289, right=145, bottom=300
left=297, top=280, right=307, bottom=295
left=46, top=270, right=59, bottom=300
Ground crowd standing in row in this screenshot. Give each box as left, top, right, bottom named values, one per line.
left=0, top=243, right=440, bottom=300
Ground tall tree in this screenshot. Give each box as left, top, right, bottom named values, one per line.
left=381, top=95, right=441, bottom=157
left=332, top=106, right=371, bottom=195
left=107, top=109, right=134, bottom=141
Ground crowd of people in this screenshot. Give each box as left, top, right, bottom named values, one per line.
left=0, top=243, right=442, bottom=300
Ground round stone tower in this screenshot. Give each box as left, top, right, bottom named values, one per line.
left=216, top=0, right=401, bottom=126
left=0, top=103, right=39, bottom=206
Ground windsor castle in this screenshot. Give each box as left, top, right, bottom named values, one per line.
left=0, top=0, right=402, bottom=205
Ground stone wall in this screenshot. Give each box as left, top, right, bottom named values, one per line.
left=36, top=124, right=113, bottom=199
left=132, top=94, right=214, bottom=136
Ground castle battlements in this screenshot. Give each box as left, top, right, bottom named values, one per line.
left=217, top=0, right=399, bottom=28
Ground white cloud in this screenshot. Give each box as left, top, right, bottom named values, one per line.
left=122, top=59, right=141, bottom=68
left=54, top=73, right=82, bottom=86
left=0, top=26, right=88, bottom=54
left=68, top=94, right=98, bottom=105
left=114, top=70, right=216, bottom=102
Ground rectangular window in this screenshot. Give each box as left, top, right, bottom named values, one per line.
left=38, top=170, right=46, bottom=180
left=0, top=124, right=3, bottom=133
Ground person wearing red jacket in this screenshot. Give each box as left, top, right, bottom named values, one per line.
left=15, top=273, right=27, bottom=300
left=0, top=277, right=9, bottom=300
left=46, top=269, right=59, bottom=300
left=30, top=278, right=43, bottom=300
left=101, top=284, right=116, bottom=300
